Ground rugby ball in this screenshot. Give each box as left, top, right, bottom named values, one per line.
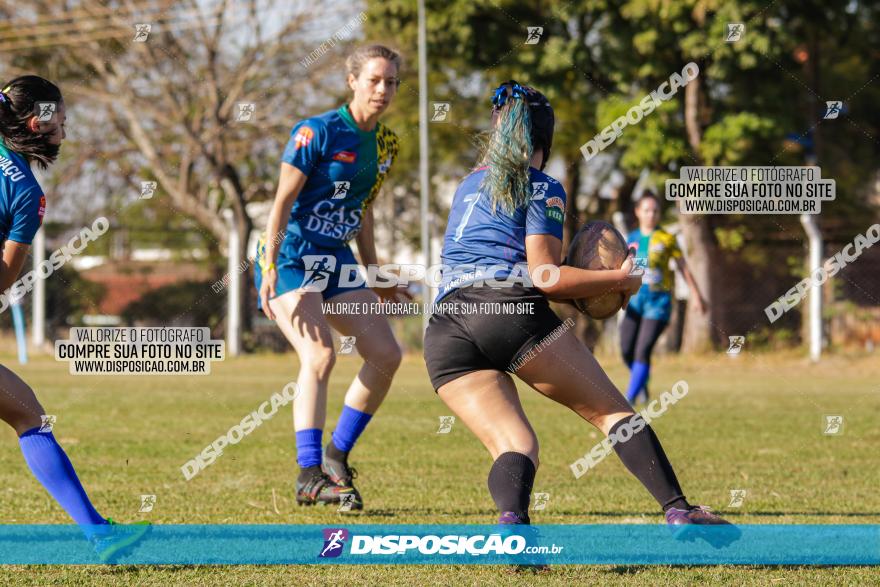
left=567, top=220, right=629, bottom=319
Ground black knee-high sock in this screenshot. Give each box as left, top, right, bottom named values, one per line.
left=488, top=452, right=536, bottom=520
left=608, top=415, right=690, bottom=512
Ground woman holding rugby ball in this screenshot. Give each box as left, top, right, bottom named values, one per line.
left=424, top=80, right=733, bottom=533
left=0, top=75, right=147, bottom=561
left=257, top=45, right=406, bottom=509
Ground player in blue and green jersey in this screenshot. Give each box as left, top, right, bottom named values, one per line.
left=256, top=45, right=407, bottom=509
left=0, top=75, right=147, bottom=561
left=621, top=193, right=707, bottom=405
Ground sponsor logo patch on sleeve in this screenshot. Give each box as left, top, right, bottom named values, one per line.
left=332, top=151, right=357, bottom=163
left=545, top=196, right=565, bottom=223
left=294, top=126, right=315, bottom=149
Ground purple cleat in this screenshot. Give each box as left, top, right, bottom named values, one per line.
left=497, top=511, right=549, bottom=573
left=665, top=505, right=741, bottom=547
left=499, top=511, right=530, bottom=525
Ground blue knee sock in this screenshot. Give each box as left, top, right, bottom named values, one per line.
left=18, top=428, right=106, bottom=526
left=331, top=405, right=373, bottom=453
left=295, top=429, right=323, bottom=468
left=626, top=361, right=651, bottom=403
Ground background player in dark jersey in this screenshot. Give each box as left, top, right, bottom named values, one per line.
left=257, top=45, right=406, bottom=509
left=0, top=75, right=147, bottom=561
left=424, top=81, right=733, bottom=534
left=621, top=192, right=707, bottom=404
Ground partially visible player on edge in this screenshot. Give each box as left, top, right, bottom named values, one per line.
left=423, top=80, right=734, bottom=538
left=0, top=75, right=148, bottom=562
left=621, top=192, right=706, bottom=405
left=257, top=45, right=407, bottom=509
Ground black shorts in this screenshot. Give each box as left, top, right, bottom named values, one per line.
left=423, top=284, right=564, bottom=391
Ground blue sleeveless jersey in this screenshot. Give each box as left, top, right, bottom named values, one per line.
left=436, top=166, right=566, bottom=301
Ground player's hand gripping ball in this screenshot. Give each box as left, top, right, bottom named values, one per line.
left=566, top=220, right=631, bottom=319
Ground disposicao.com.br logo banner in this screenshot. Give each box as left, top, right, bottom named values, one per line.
left=1, top=525, right=879, bottom=565
left=317, top=526, right=562, bottom=562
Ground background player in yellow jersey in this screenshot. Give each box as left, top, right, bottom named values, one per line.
left=621, top=192, right=706, bottom=405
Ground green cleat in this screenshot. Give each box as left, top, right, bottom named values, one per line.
left=90, top=518, right=151, bottom=564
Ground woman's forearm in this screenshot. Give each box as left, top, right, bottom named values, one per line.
left=263, top=164, right=306, bottom=265
left=263, top=204, right=289, bottom=267
left=538, top=265, right=631, bottom=300
left=0, top=242, right=30, bottom=293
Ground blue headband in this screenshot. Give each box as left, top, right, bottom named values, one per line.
left=491, top=81, right=526, bottom=109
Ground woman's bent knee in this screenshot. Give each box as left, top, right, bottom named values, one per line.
left=0, top=405, right=43, bottom=436
left=491, top=438, right=539, bottom=469
left=0, top=374, right=44, bottom=435
left=588, top=411, right=635, bottom=436
left=362, top=340, right=402, bottom=375
left=301, top=347, right=337, bottom=379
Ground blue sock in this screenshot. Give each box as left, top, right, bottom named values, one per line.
left=331, top=405, right=373, bottom=453
left=626, top=361, right=651, bottom=403
left=295, top=429, right=323, bottom=468
left=18, top=428, right=106, bottom=526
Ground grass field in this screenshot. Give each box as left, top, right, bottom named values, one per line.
left=1, top=348, right=878, bottom=585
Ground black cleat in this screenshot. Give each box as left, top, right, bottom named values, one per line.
left=321, top=443, right=363, bottom=511
left=295, top=471, right=357, bottom=507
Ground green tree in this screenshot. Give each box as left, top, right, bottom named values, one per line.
left=595, top=0, right=879, bottom=349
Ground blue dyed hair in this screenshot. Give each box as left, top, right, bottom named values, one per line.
left=479, top=80, right=554, bottom=215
